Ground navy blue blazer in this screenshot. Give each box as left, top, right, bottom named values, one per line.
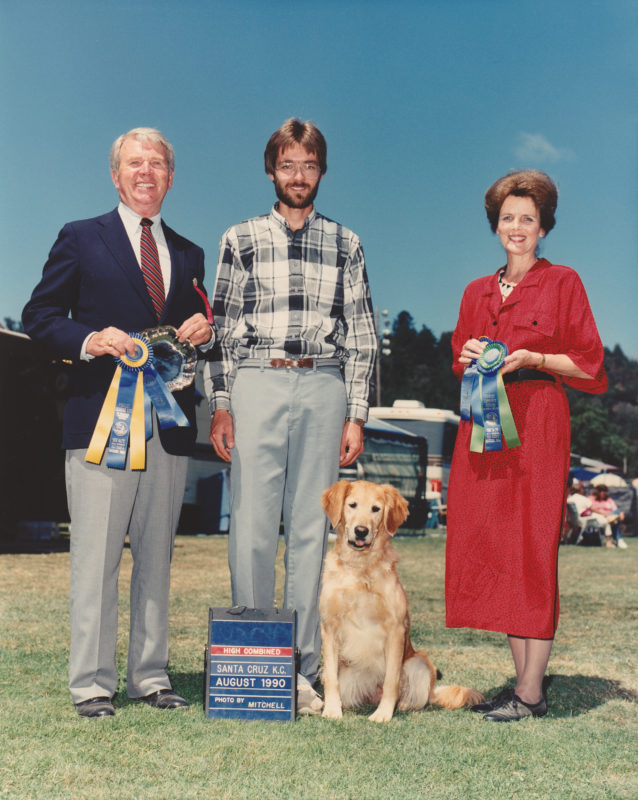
left=23, top=209, right=208, bottom=455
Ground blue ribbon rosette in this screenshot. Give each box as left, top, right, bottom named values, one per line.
left=85, top=327, right=194, bottom=470
left=460, top=338, right=521, bottom=453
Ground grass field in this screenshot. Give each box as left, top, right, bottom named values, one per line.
left=1, top=533, right=637, bottom=800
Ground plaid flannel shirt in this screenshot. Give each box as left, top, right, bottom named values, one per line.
left=205, top=205, right=377, bottom=420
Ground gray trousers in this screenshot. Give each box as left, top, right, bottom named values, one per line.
left=228, top=364, right=346, bottom=683
left=65, top=423, right=188, bottom=703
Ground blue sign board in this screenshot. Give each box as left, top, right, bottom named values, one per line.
left=205, top=607, right=296, bottom=721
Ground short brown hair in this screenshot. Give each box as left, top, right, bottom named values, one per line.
left=484, top=169, right=558, bottom=234
left=264, top=118, right=327, bottom=176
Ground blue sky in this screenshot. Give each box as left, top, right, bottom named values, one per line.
left=2, top=0, right=637, bottom=356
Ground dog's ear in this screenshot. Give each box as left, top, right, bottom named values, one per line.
left=321, top=480, right=352, bottom=528
left=382, top=484, right=410, bottom=535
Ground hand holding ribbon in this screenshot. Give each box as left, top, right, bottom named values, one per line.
left=86, top=327, right=138, bottom=359
left=460, top=338, right=521, bottom=453
left=176, top=312, right=213, bottom=347
left=86, top=328, right=193, bottom=470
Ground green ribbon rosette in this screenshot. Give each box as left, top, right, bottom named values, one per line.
left=460, top=339, right=521, bottom=453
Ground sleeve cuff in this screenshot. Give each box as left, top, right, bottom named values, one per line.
left=209, top=394, right=231, bottom=414
left=197, top=326, right=216, bottom=352
left=346, top=401, right=369, bottom=423
left=80, top=332, right=97, bottom=361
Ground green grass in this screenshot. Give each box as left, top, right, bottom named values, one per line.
left=1, top=534, right=637, bottom=800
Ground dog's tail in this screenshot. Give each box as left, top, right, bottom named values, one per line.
left=430, top=683, right=484, bottom=709
left=399, top=646, right=485, bottom=711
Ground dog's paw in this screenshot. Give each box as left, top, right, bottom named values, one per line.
left=322, top=702, right=343, bottom=720
left=368, top=703, right=394, bottom=723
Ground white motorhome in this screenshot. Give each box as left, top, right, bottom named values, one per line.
left=368, top=400, right=459, bottom=502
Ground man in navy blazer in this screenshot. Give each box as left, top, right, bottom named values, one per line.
left=23, top=128, right=213, bottom=718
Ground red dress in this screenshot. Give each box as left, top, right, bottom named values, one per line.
left=445, top=259, right=607, bottom=638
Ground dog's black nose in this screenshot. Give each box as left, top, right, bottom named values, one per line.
left=354, top=526, right=369, bottom=539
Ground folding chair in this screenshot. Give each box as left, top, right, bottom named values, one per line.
left=576, top=517, right=604, bottom=546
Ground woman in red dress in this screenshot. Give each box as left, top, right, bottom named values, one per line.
left=445, top=170, right=607, bottom=722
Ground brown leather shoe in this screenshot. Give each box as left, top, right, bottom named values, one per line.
left=139, top=689, right=189, bottom=709
left=75, top=696, right=115, bottom=718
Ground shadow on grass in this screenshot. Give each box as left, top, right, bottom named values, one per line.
left=0, top=535, right=198, bottom=555
left=548, top=673, right=638, bottom=717
left=477, top=673, right=638, bottom=719
left=0, top=535, right=70, bottom=554
left=148, top=671, right=638, bottom=721
left=112, top=670, right=212, bottom=710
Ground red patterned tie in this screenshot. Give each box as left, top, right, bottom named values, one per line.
left=140, top=218, right=165, bottom=319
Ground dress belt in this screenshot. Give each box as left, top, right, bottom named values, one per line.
left=238, top=357, right=341, bottom=369
left=503, top=369, right=555, bottom=384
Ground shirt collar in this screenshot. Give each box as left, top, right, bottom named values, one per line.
left=484, top=258, right=551, bottom=297
left=270, top=203, right=317, bottom=233
left=118, top=201, right=162, bottom=233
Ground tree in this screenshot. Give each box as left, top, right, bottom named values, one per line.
left=379, top=311, right=459, bottom=410
left=3, top=318, right=24, bottom=332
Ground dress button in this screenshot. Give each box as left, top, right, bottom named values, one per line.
left=492, top=320, right=497, bottom=326
left=532, top=320, right=538, bottom=325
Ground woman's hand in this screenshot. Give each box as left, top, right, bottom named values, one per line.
left=502, top=349, right=541, bottom=374
left=459, top=338, right=486, bottom=365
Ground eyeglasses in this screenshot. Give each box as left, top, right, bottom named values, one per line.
left=275, top=161, right=321, bottom=176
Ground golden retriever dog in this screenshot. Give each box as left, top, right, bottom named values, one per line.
left=319, top=480, right=483, bottom=723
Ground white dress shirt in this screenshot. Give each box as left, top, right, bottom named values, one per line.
left=81, top=203, right=171, bottom=359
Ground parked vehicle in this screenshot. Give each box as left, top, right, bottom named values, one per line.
left=368, top=400, right=459, bottom=503
left=0, top=328, right=69, bottom=544
left=339, top=417, right=429, bottom=530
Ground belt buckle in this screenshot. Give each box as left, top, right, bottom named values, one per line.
left=269, top=357, right=313, bottom=369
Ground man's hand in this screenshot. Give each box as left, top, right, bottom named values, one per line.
left=340, top=421, right=364, bottom=467
left=210, top=409, right=235, bottom=462
left=86, top=327, right=137, bottom=358
left=176, top=313, right=213, bottom=347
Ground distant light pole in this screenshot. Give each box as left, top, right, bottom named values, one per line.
left=375, top=308, right=391, bottom=407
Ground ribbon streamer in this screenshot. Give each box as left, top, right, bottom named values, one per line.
left=193, top=278, right=214, bottom=324
left=459, top=339, right=521, bottom=453
left=85, top=333, right=190, bottom=470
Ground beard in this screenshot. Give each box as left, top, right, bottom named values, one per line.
left=272, top=174, right=320, bottom=210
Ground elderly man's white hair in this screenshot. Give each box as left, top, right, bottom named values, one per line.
left=110, top=127, right=175, bottom=174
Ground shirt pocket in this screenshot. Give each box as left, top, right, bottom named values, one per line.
left=510, top=309, right=556, bottom=347
left=304, top=264, right=343, bottom=315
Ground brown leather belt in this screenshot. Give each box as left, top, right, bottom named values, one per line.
left=269, top=358, right=315, bottom=368
left=503, top=369, right=555, bottom=384
left=238, top=357, right=341, bottom=370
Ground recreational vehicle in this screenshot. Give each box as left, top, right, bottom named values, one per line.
left=368, top=400, right=459, bottom=502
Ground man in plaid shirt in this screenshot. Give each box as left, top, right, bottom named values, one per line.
left=205, top=119, right=376, bottom=714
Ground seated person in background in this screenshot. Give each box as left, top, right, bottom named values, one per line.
left=589, top=484, right=628, bottom=549
left=567, top=480, right=613, bottom=546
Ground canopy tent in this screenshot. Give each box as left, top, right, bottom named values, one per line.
left=570, top=467, right=600, bottom=482
left=591, top=472, right=628, bottom=487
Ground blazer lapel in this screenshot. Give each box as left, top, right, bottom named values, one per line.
left=162, top=222, right=185, bottom=320
left=97, top=209, right=157, bottom=319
